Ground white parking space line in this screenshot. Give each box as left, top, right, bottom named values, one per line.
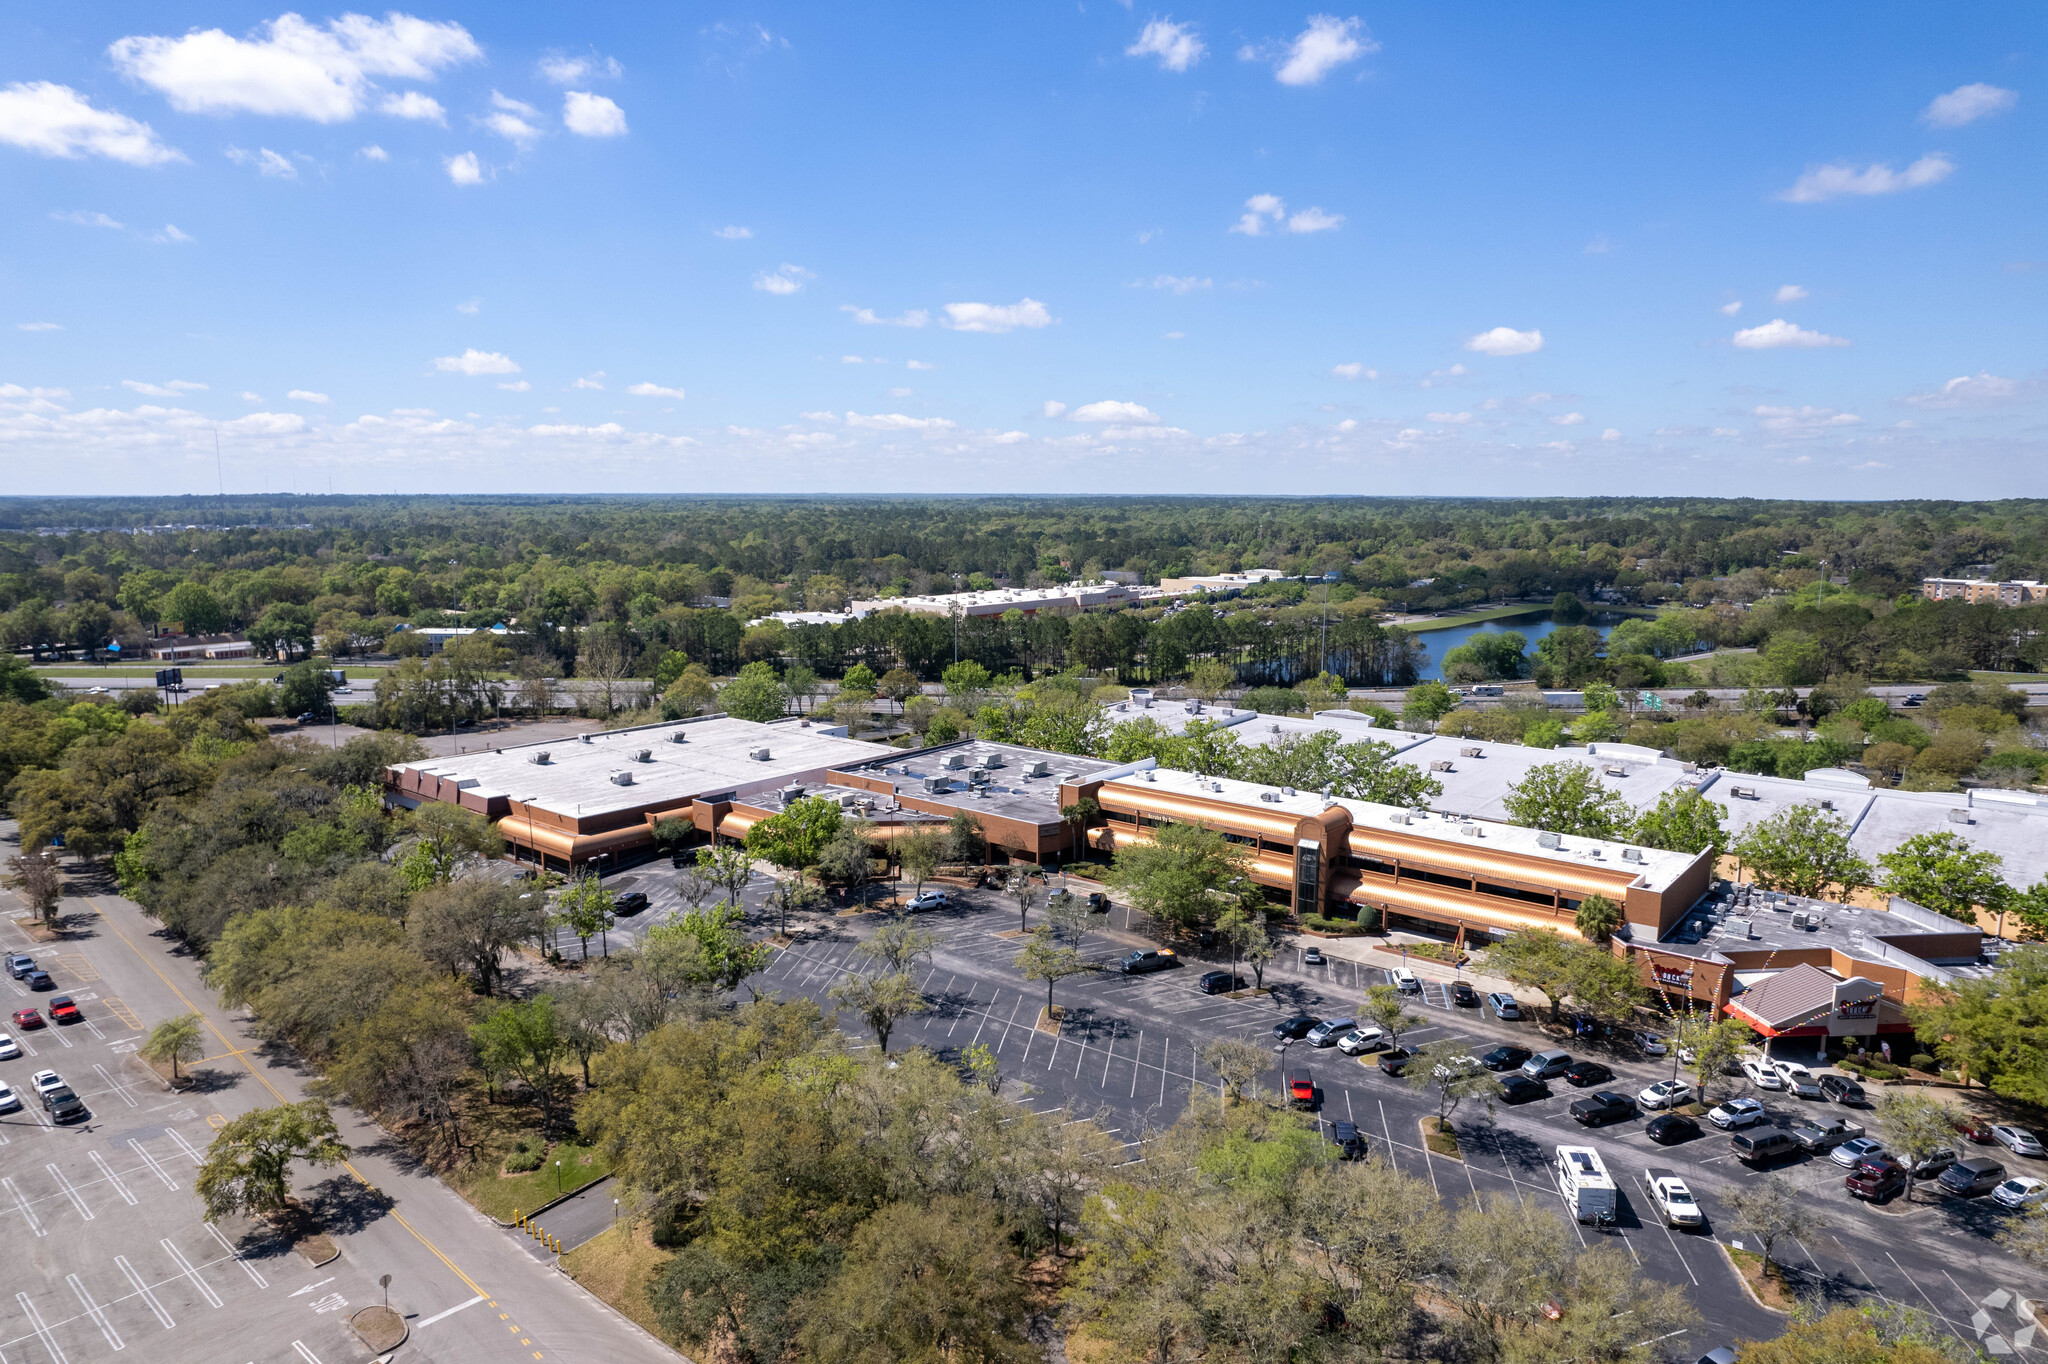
left=88, top=1152, right=136, bottom=1206
left=160, top=1239, right=221, bottom=1308
left=92, top=1064, right=135, bottom=1108
left=163, top=1129, right=204, bottom=1167
left=67, top=1274, right=124, bottom=1351
left=292, top=1341, right=324, bottom=1364
left=16, top=1291, right=70, bottom=1364
left=115, top=1256, right=173, bottom=1329
left=414, top=1294, right=486, bottom=1329
left=128, top=1139, right=177, bottom=1190
left=205, top=1222, right=268, bottom=1288
left=4, top=1175, right=44, bottom=1236
left=46, top=1164, right=94, bottom=1221
left=48, top=1025, right=72, bottom=1048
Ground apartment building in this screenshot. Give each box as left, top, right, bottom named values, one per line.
left=1921, top=577, right=2047, bottom=605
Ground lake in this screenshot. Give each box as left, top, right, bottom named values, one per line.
left=1405, top=609, right=1621, bottom=682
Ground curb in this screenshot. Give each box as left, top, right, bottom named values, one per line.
left=487, top=1172, right=615, bottom=1229
left=1717, top=1242, right=1791, bottom=1316
left=347, top=1305, right=408, bottom=1356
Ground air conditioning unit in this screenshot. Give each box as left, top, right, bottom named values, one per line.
left=580, top=733, right=593, bottom=744
left=1730, top=918, right=1754, bottom=938
left=1537, top=831, right=1562, bottom=849
left=1816, top=798, right=1833, bottom=810
left=969, top=769, right=989, bottom=784
left=1587, top=847, right=1604, bottom=858
left=923, top=775, right=953, bottom=794
left=1458, top=823, right=1480, bottom=837
left=1025, top=759, right=1051, bottom=777
left=610, top=771, right=635, bottom=786
left=1603, top=764, right=1629, bottom=777
left=982, top=752, right=1005, bottom=768
left=668, top=730, right=688, bottom=743
left=1460, top=746, right=1482, bottom=758
left=1281, top=786, right=1296, bottom=796
left=1188, top=699, right=1204, bottom=714
left=1731, top=786, right=1758, bottom=800
left=749, top=747, right=772, bottom=761
left=943, top=753, right=968, bottom=770
left=1259, top=791, right=1282, bottom=803
left=1388, top=812, right=1411, bottom=825
left=1622, top=847, right=1645, bottom=862
left=1142, top=769, right=1156, bottom=781
left=530, top=751, right=552, bottom=765
left=1430, top=760, right=1454, bottom=772
left=1209, top=780, right=1224, bottom=793
left=634, top=749, right=652, bottom=762
left=1947, top=808, right=1974, bottom=824
left=1790, top=911, right=1808, bottom=928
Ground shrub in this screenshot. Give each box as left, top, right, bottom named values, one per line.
left=504, top=1136, right=545, bottom=1173
left=1299, top=913, right=1367, bottom=936
left=1909, top=1053, right=1936, bottom=1071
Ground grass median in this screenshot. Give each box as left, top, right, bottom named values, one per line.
left=453, top=1138, right=611, bottom=1222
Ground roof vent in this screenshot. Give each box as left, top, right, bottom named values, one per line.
left=1271, top=723, right=1283, bottom=734
left=1430, top=760, right=1454, bottom=772
left=1816, top=798, right=1833, bottom=811
left=1259, top=791, right=1282, bottom=803
left=1459, top=823, right=1480, bottom=837
left=1602, top=763, right=1629, bottom=777
left=749, top=746, right=772, bottom=761
left=1588, top=847, right=1604, bottom=858
left=1947, top=808, right=1974, bottom=824
left=1025, top=759, right=1051, bottom=777
left=1537, top=831, right=1562, bottom=850
left=1460, top=746, right=1483, bottom=758
left=1209, top=780, right=1224, bottom=793
left=531, top=751, right=552, bottom=765
left=610, top=770, right=635, bottom=786
left=1731, top=785, right=1758, bottom=800
left=580, top=733, right=593, bottom=744
left=1142, top=769, right=1156, bottom=781
left=634, top=749, right=653, bottom=762
left=669, top=730, right=688, bottom=743
left=982, top=752, right=1005, bottom=768
left=943, top=753, right=969, bottom=770
left=1388, top=812, right=1411, bottom=825
left=1282, top=786, right=1295, bottom=796
left=1621, top=847, right=1645, bottom=863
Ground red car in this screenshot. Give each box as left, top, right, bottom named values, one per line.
left=1287, top=1070, right=1317, bottom=1109
left=12, top=1007, right=44, bottom=1030
left=47, top=997, right=79, bottom=1024
left=1955, top=1115, right=1995, bottom=1144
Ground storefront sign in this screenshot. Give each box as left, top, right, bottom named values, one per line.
left=1651, top=963, right=1694, bottom=988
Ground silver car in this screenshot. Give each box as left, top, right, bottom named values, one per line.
left=1830, top=1136, right=1887, bottom=1168
left=1305, top=1017, right=1358, bottom=1048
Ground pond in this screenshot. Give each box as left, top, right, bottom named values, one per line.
left=1405, top=609, right=1623, bottom=682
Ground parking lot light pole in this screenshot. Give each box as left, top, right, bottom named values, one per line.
left=555, top=1159, right=562, bottom=1195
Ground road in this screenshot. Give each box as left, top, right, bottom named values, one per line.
left=0, top=846, right=684, bottom=1364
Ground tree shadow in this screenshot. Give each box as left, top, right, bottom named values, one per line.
left=304, top=1172, right=394, bottom=1236
left=179, top=1066, right=243, bottom=1095
left=1474, top=1120, right=1550, bottom=1177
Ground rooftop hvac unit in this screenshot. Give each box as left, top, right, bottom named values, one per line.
left=782, top=784, right=805, bottom=802
left=634, top=749, right=652, bottom=762
left=1209, top=780, right=1224, bottom=793
left=610, top=770, right=635, bottom=786
left=982, top=752, right=1005, bottom=768
left=1259, top=791, right=1282, bottom=803
left=1025, top=759, right=1051, bottom=777
left=531, top=751, right=552, bottom=765
left=942, top=753, right=969, bottom=770
left=749, top=747, right=772, bottom=761
left=923, top=775, right=954, bottom=794
left=1388, top=812, right=1411, bottom=825
left=1602, top=764, right=1629, bottom=777
left=1687, top=920, right=1706, bottom=935
left=668, top=730, right=688, bottom=743
left=969, top=769, right=989, bottom=784
left=1271, top=723, right=1284, bottom=734
left=1538, top=831, right=1562, bottom=849
left=1430, top=760, right=1454, bottom=772
left=1282, top=785, right=1296, bottom=796
left=1460, top=746, right=1483, bottom=758
left=1790, top=911, right=1808, bottom=928
left=1947, top=808, right=1974, bottom=824
left=1731, top=786, right=1758, bottom=800
left=1622, top=847, right=1645, bottom=862
left=1142, top=769, right=1156, bottom=781
left=1458, top=823, right=1480, bottom=837
left=1816, top=798, right=1833, bottom=810
left=1730, top=918, right=1753, bottom=938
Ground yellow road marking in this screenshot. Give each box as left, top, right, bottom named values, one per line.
left=101, top=996, right=144, bottom=1031
left=207, top=1113, right=226, bottom=1128
left=52, top=953, right=98, bottom=984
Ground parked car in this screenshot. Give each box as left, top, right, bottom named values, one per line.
left=1479, top=1044, right=1531, bottom=1073
left=1450, top=981, right=1479, bottom=1007
left=1326, top=1120, right=1367, bottom=1160
left=24, top=969, right=53, bottom=991
left=30, top=1069, right=63, bottom=1097
left=1818, top=1074, right=1867, bottom=1106
left=1791, top=1116, right=1865, bottom=1152
left=1730, top=1130, right=1802, bottom=1166
left=1119, top=948, right=1178, bottom=975
left=1336, top=1026, right=1384, bottom=1055
left=1846, top=1158, right=1907, bottom=1202
left=1638, top=1080, right=1693, bottom=1111
left=1708, top=1097, right=1767, bottom=1130
left=1636, top=1032, right=1669, bottom=1056
left=1830, top=1136, right=1888, bottom=1169
left=1272, top=1013, right=1319, bottom=1041
left=1431, top=1055, right=1483, bottom=1081
left=1570, top=1092, right=1636, bottom=1127
left=45, top=1088, right=86, bottom=1124
left=1302, top=946, right=1326, bottom=966
left=1992, top=1125, right=2046, bottom=1158
left=1940, top=1157, right=2008, bottom=1197
left=1085, top=892, right=1109, bottom=912
left=1487, top=992, right=1521, bottom=1020
left=1992, top=1176, right=2048, bottom=1210
left=906, top=890, right=951, bottom=911
left=0, top=1033, right=19, bottom=1060
left=5, top=954, right=36, bottom=980
left=612, top=891, right=650, bottom=915
left=1643, top=1169, right=1705, bottom=1227
left=1196, top=971, right=1244, bottom=995
left=1907, top=1147, right=1956, bottom=1179
left=1391, top=967, right=1421, bottom=993
left=0, top=1081, right=16, bottom=1113
left=1773, top=1062, right=1823, bottom=1098
left=1562, top=1060, right=1611, bottom=1088
left=1305, top=1017, right=1358, bottom=1048
left=1286, top=1071, right=1317, bottom=1109
left=12, top=1008, right=44, bottom=1031
left=1497, top=1074, right=1547, bottom=1104
left=1522, top=1049, right=1574, bottom=1081
left=1741, top=1058, right=1785, bottom=1090
left=1954, top=1114, right=1996, bottom=1145
left=47, top=997, right=79, bottom=1024
left=1377, top=1046, right=1414, bottom=1077
left=1646, top=1114, right=1703, bottom=1146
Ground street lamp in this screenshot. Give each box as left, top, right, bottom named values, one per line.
left=555, top=1158, right=562, bottom=1194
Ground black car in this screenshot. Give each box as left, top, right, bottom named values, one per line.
left=1497, top=1074, right=1547, bottom=1104
left=1273, top=1013, right=1319, bottom=1041
left=1327, top=1120, right=1368, bottom=1160
left=1570, top=1091, right=1636, bottom=1127
left=1818, top=1074, right=1867, bottom=1105
left=1197, top=970, right=1245, bottom=995
left=1450, top=981, right=1480, bottom=1007
left=1646, top=1114, right=1702, bottom=1145
left=1479, top=1044, right=1532, bottom=1073
left=48, top=1091, right=87, bottom=1123
left=1562, top=1060, right=1613, bottom=1088
left=1377, top=1046, right=1414, bottom=1077
left=24, top=969, right=53, bottom=991
left=613, top=891, right=651, bottom=915
left=1086, top=892, right=1109, bottom=913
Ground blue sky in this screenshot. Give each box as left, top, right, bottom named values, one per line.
left=1, top=4, right=2041, bottom=496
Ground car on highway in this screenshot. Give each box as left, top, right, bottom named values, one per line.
left=905, top=890, right=951, bottom=911
left=0, top=1033, right=18, bottom=1060
left=1846, top=1158, right=1907, bottom=1202
left=1305, top=1017, right=1357, bottom=1048
left=1487, top=991, right=1521, bottom=1020
left=1992, top=1175, right=2048, bottom=1210
left=1570, top=1092, right=1636, bottom=1127
left=1741, top=1058, right=1785, bottom=1090
left=1118, top=948, right=1178, bottom=975
left=1326, top=1120, right=1367, bottom=1160
left=0, top=1081, right=17, bottom=1113
left=1377, top=1046, right=1414, bottom=1077
left=1286, top=1071, right=1317, bottom=1109
left=1272, top=1013, right=1319, bottom=1041
left=1391, top=967, right=1421, bottom=993
left=1646, top=1114, right=1702, bottom=1145
left=1497, top=1074, right=1547, bottom=1104
left=1335, top=1026, right=1384, bottom=1055
left=1196, top=971, right=1245, bottom=995
left=1993, top=1125, right=2045, bottom=1157
left=1637, top=1079, right=1692, bottom=1111
left=1939, top=1157, right=2008, bottom=1197
left=12, top=1008, right=44, bottom=1030
left=48, top=996, right=80, bottom=1024
left=1830, top=1136, right=1888, bottom=1169
left=1903, top=693, right=1925, bottom=707
left=1450, top=981, right=1479, bottom=1007
left=1302, top=946, right=1326, bottom=966
left=1708, top=1097, right=1767, bottom=1130
left=1562, top=1060, right=1612, bottom=1088
left=1818, top=1074, right=1867, bottom=1105
left=1773, top=1061, right=1823, bottom=1098
left=612, top=891, right=650, bottom=915
left=5, top=954, right=36, bottom=979
left=1479, top=1044, right=1532, bottom=1073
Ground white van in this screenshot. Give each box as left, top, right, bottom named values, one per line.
left=1555, top=1145, right=1616, bottom=1224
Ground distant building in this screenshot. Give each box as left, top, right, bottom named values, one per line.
left=850, top=582, right=1138, bottom=618
left=1921, top=577, right=2046, bottom=605
left=408, top=625, right=511, bottom=654
left=147, top=635, right=255, bottom=660
left=1155, top=569, right=1289, bottom=597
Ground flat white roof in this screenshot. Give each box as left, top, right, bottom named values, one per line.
left=1388, top=736, right=1701, bottom=824
left=849, top=583, right=1136, bottom=617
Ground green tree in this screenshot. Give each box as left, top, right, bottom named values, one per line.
left=878, top=666, right=921, bottom=713
left=4, top=851, right=63, bottom=927
left=194, top=1100, right=349, bottom=1220
left=471, top=994, right=566, bottom=1130
left=1003, top=865, right=1039, bottom=933
left=839, top=661, right=879, bottom=696
left=650, top=815, right=693, bottom=858
left=1736, top=1304, right=1986, bottom=1364
left=409, top=877, right=542, bottom=995
left=398, top=802, right=504, bottom=890
left=813, top=824, right=877, bottom=898
left=1732, top=804, right=1874, bottom=900
left=1574, top=892, right=1622, bottom=944
left=1677, top=1015, right=1752, bottom=1102
left=660, top=663, right=718, bottom=718
left=745, top=795, right=844, bottom=881
left=327, top=978, right=476, bottom=1146
left=1723, top=1175, right=1823, bottom=1280
left=1873, top=1091, right=1964, bottom=1202
left=696, top=840, right=757, bottom=906
left=1876, top=830, right=2010, bottom=926
left=857, top=918, right=941, bottom=975
left=1629, top=787, right=1729, bottom=860
left=719, top=661, right=787, bottom=722
left=163, top=580, right=228, bottom=636
left=941, top=658, right=993, bottom=704
left=894, top=824, right=942, bottom=899
left=650, top=904, right=775, bottom=998
left=1909, top=942, right=2048, bottom=1102
left=1359, top=982, right=1423, bottom=1050
left=1502, top=760, right=1629, bottom=839
left=1016, top=925, right=1091, bottom=1017
left=1104, top=821, right=1262, bottom=934
left=553, top=875, right=616, bottom=960
left=141, top=1012, right=205, bottom=1081
left=1402, top=680, right=1458, bottom=725
left=252, top=602, right=318, bottom=661
left=1407, top=1038, right=1494, bottom=1128
left=1201, top=1036, right=1271, bottom=1104
left=828, top=971, right=927, bottom=1053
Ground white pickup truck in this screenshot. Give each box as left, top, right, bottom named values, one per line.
left=1642, top=1167, right=1705, bottom=1228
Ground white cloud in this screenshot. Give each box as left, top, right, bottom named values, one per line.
left=359, top=143, right=388, bottom=160
left=1229, top=193, right=1285, bottom=235
left=1286, top=206, right=1343, bottom=233
left=123, top=379, right=208, bottom=396
left=841, top=355, right=867, bottom=364
left=0, top=82, right=182, bottom=165
left=1601, top=428, right=1622, bottom=442
left=563, top=91, right=627, bottom=137
left=224, top=411, right=305, bottom=435
left=226, top=146, right=297, bottom=177
left=287, top=389, right=330, bottom=403
left=152, top=223, right=194, bottom=244
left=1754, top=404, right=1862, bottom=432
left=1042, top=401, right=1067, bottom=419
left=942, top=298, right=1053, bottom=332
left=528, top=421, right=625, bottom=438
left=482, top=93, right=543, bottom=145
left=1774, top=284, right=1808, bottom=303
left=496, top=380, right=530, bottom=392
left=845, top=411, right=955, bottom=430
left=842, top=305, right=929, bottom=327
left=1718, top=300, right=1743, bottom=316
left=572, top=374, right=606, bottom=390
left=109, top=13, right=481, bottom=123
left=1135, top=274, right=1212, bottom=294
left=378, top=90, right=444, bottom=122
left=1426, top=411, right=1474, bottom=424
left=1777, top=154, right=1953, bottom=203
left=1127, top=19, right=1206, bottom=72
left=539, top=54, right=622, bottom=85
left=455, top=298, right=480, bottom=314
left=713, top=225, right=753, bottom=240
left=1163, top=331, right=1186, bottom=340
left=433, top=349, right=519, bottom=376
left=1420, top=363, right=1469, bottom=387
left=240, top=391, right=263, bottom=403
left=1549, top=412, right=1586, bottom=426
left=445, top=151, right=483, bottom=185
left=1901, top=372, right=2025, bottom=408
left=17, top=322, right=63, bottom=332
left=627, top=382, right=686, bottom=399
left=991, top=430, right=1029, bottom=444
left=755, top=263, right=813, bottom=295
left=1070, top=400, right=1160, bottom=423
left=1465, top=326, right=1544, bottom=357
left=53, top=209, right=123, bottom=229
left=1273, top=15, right=1376, bottom=86
left=1331, top=362, right=1375, bottom=380
left=1731, top=318, right=1850, bottom=349
left=1336, top=418, right=1357, bottom=432
left=889, top=387, right=913, bottom=398
left=801, top=411, right=838, bottom=422
left=1922, top=82, right=2016, bottom=129
left=906, top=360, right=936, bottom=371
